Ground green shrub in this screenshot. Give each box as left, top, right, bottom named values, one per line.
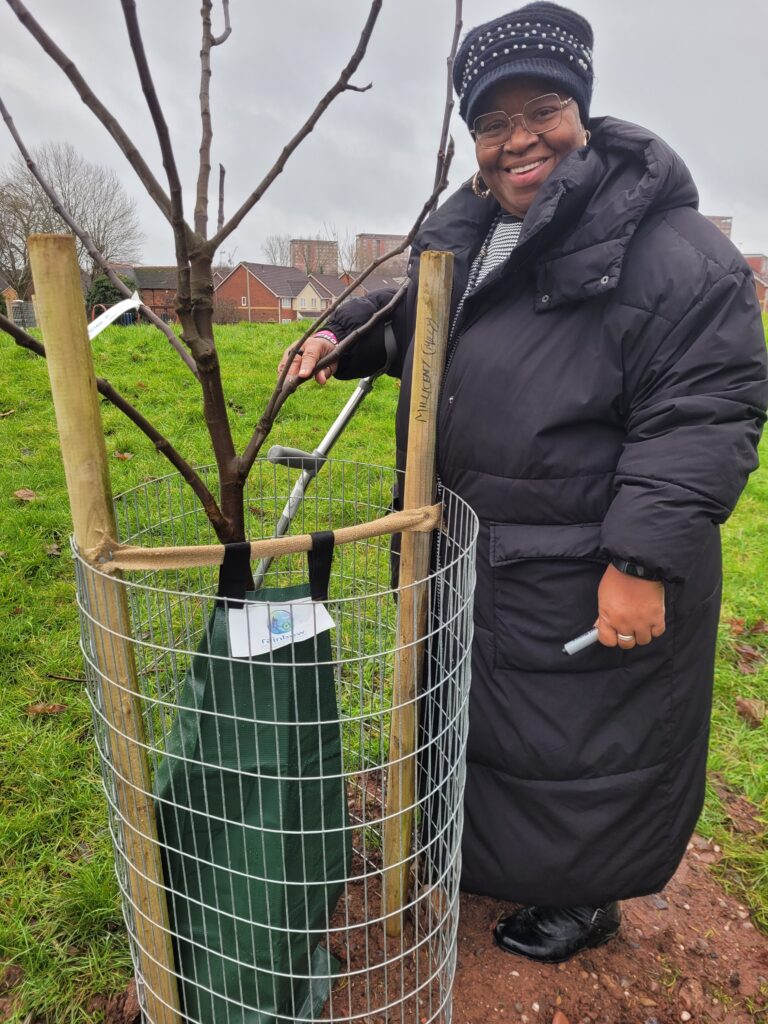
left=85, top=273, right=133, bottom=318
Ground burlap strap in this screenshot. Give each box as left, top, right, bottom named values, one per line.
left=86, top=503, right=443, bottom=573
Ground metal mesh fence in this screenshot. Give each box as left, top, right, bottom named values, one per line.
left=73, top=459, right=478, bottom=1024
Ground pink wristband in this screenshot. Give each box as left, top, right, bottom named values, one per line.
left=313, top=329, right=339, bottom=346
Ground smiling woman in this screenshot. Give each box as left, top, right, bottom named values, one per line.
left=281, top=0, right=768, bottom=968
left=471, top=82, right=587, bottom=215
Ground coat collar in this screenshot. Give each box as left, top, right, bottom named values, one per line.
left=414, top=117, right=699, bottom=312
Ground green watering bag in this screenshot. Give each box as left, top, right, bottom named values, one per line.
left=155, top=536, right=350, bottom=1023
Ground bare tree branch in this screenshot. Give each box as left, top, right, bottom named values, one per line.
left=217, top=164, right=225, bottom=234
left=237, top=0, right=463, bottom=476
left=0, top=92, right=199, bottom=377
left=119, top=4, right=237, bottom=537
left=195, top=0, right=215, bottom=238
left=237, top=139, right=454, bottom=475
left=5, top=0, right=179, bottom=231
left=211, top=0, right=231, bottom=46
left=119, top=1, right=191, bottom=294
left=239, top=283, right=408, bottom=475
left=208, top=0, right=383, bottom=252
left=434, top=2, right=463, bottom=192
left=0, top=311, right=226, bottom=533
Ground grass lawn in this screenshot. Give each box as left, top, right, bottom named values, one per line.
left=1, top=318, right=766, bottom=1022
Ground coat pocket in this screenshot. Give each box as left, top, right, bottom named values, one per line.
left=491, top=522, right=623, bottom=673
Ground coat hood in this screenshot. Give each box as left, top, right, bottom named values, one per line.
left=415, top=117, right=700, bottom=310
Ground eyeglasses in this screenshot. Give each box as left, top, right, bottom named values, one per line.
left=471, top=94, right=574, bottom=148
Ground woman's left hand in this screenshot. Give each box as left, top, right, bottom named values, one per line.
left=594, top=563, right=666, bottom=648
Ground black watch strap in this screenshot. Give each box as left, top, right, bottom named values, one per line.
left=611, top=557, right=660, bottom=581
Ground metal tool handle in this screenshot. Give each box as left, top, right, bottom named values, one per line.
left=267, top=446, right=325, bottom=470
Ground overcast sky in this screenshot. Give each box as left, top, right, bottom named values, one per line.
left=1, top=0, right=767, bottom=264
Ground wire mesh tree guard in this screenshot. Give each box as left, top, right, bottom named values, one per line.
left=29, top=233, right=476, bottom=1023
left=74, top=461, right=478, bottom=1023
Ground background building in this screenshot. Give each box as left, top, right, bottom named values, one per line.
left=745, top=254, right=768, bottom=312
left=290, top=238, right=339, bottom=275
left=354, top=233, right=409, bottom=275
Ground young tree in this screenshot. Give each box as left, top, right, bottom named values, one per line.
left=0, top=0, right=462, bottom=548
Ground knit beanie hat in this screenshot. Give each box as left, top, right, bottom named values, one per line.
left=453, top=3, right=594, bottom=126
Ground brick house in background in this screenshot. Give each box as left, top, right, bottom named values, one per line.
left=308, top=273, right=350, bottom=308
left=292, top=278, right=328, bottom=319
left=0, top=273, right=18, bottom=307
left=354, top=233, right=409, bottom=275
left=214, top=262, right=312, bottom=323
left=110, top=264, right=178, bottom=321
left=290, top=239, right=339, bottom=275
left=745, top=255, right=768, bottom=312
left=133, top=267, right=178, bottom=321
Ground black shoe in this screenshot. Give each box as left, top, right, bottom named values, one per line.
left=493, top=903, right=621, bottom=964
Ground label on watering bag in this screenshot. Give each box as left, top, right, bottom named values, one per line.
left=227, top=597, right=335, bottom=658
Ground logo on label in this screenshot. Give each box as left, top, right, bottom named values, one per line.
left=270, top=608, right=293, bottom=636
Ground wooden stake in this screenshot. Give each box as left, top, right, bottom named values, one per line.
left=382, top=250, right=453, bottom=936
left=28, top=234, right=182, bottom=1024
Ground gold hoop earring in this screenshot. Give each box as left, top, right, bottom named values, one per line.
left=472, top=170, right=491, bottom=199
left=584, top=129, right=591, bottom=145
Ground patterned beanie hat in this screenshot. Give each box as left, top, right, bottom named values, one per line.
left=453, top=2, right=594, bottom=126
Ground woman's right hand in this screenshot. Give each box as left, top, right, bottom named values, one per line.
left=278, top=335, right=338, bottom=386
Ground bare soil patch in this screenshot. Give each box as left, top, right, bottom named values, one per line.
left=3, top=838, right=765, bottom=1024
left=452, top=836, right=768, bottom=1024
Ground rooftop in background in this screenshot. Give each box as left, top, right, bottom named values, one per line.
left=359, top=274, right=407, bottom=294
left=308, top=273, right=348, bottom=299
left=110, top=265, right=178, bottom=291
left=242, top=262, right=311, bottom=297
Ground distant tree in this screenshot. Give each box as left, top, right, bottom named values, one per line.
left=86, top=272, right=134, bottom=317
left=0, top=142, right=143, bottom=295
left=322, top=223, right=358, bottom=276
left=261, top=233, right=291, bottom=266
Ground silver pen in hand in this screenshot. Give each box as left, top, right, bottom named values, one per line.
left=562, top=627, right=599, bottom=656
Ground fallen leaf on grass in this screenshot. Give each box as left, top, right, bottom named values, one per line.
left=45, top=542, right=61, bottom=556
left=26, top=702, right=67, bottom=715
left=736, top=697, right=767, bottom=728
left=749, top=619, right=768, bottom=635
left=249, top=506, right=266, bottom=518
left=734, top=642, right=766, bottom=674
left=0, top=964, right=23, bottom=994
left=726, top=617, right=746, bottom=635
left=113, top=451, right=134, bottom=461
left=0, top=408, right=15, bottom=418
left=13, top=487, right=38, bottom=501
left=135, top=381, right=147, bottom=389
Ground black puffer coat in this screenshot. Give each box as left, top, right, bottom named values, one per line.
left=328, top=117, right=768, bottom=905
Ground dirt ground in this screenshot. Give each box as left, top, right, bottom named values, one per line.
left=452, top=834, right=768, bottom=1024
left=2, top=828, right=766, bottom=1024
